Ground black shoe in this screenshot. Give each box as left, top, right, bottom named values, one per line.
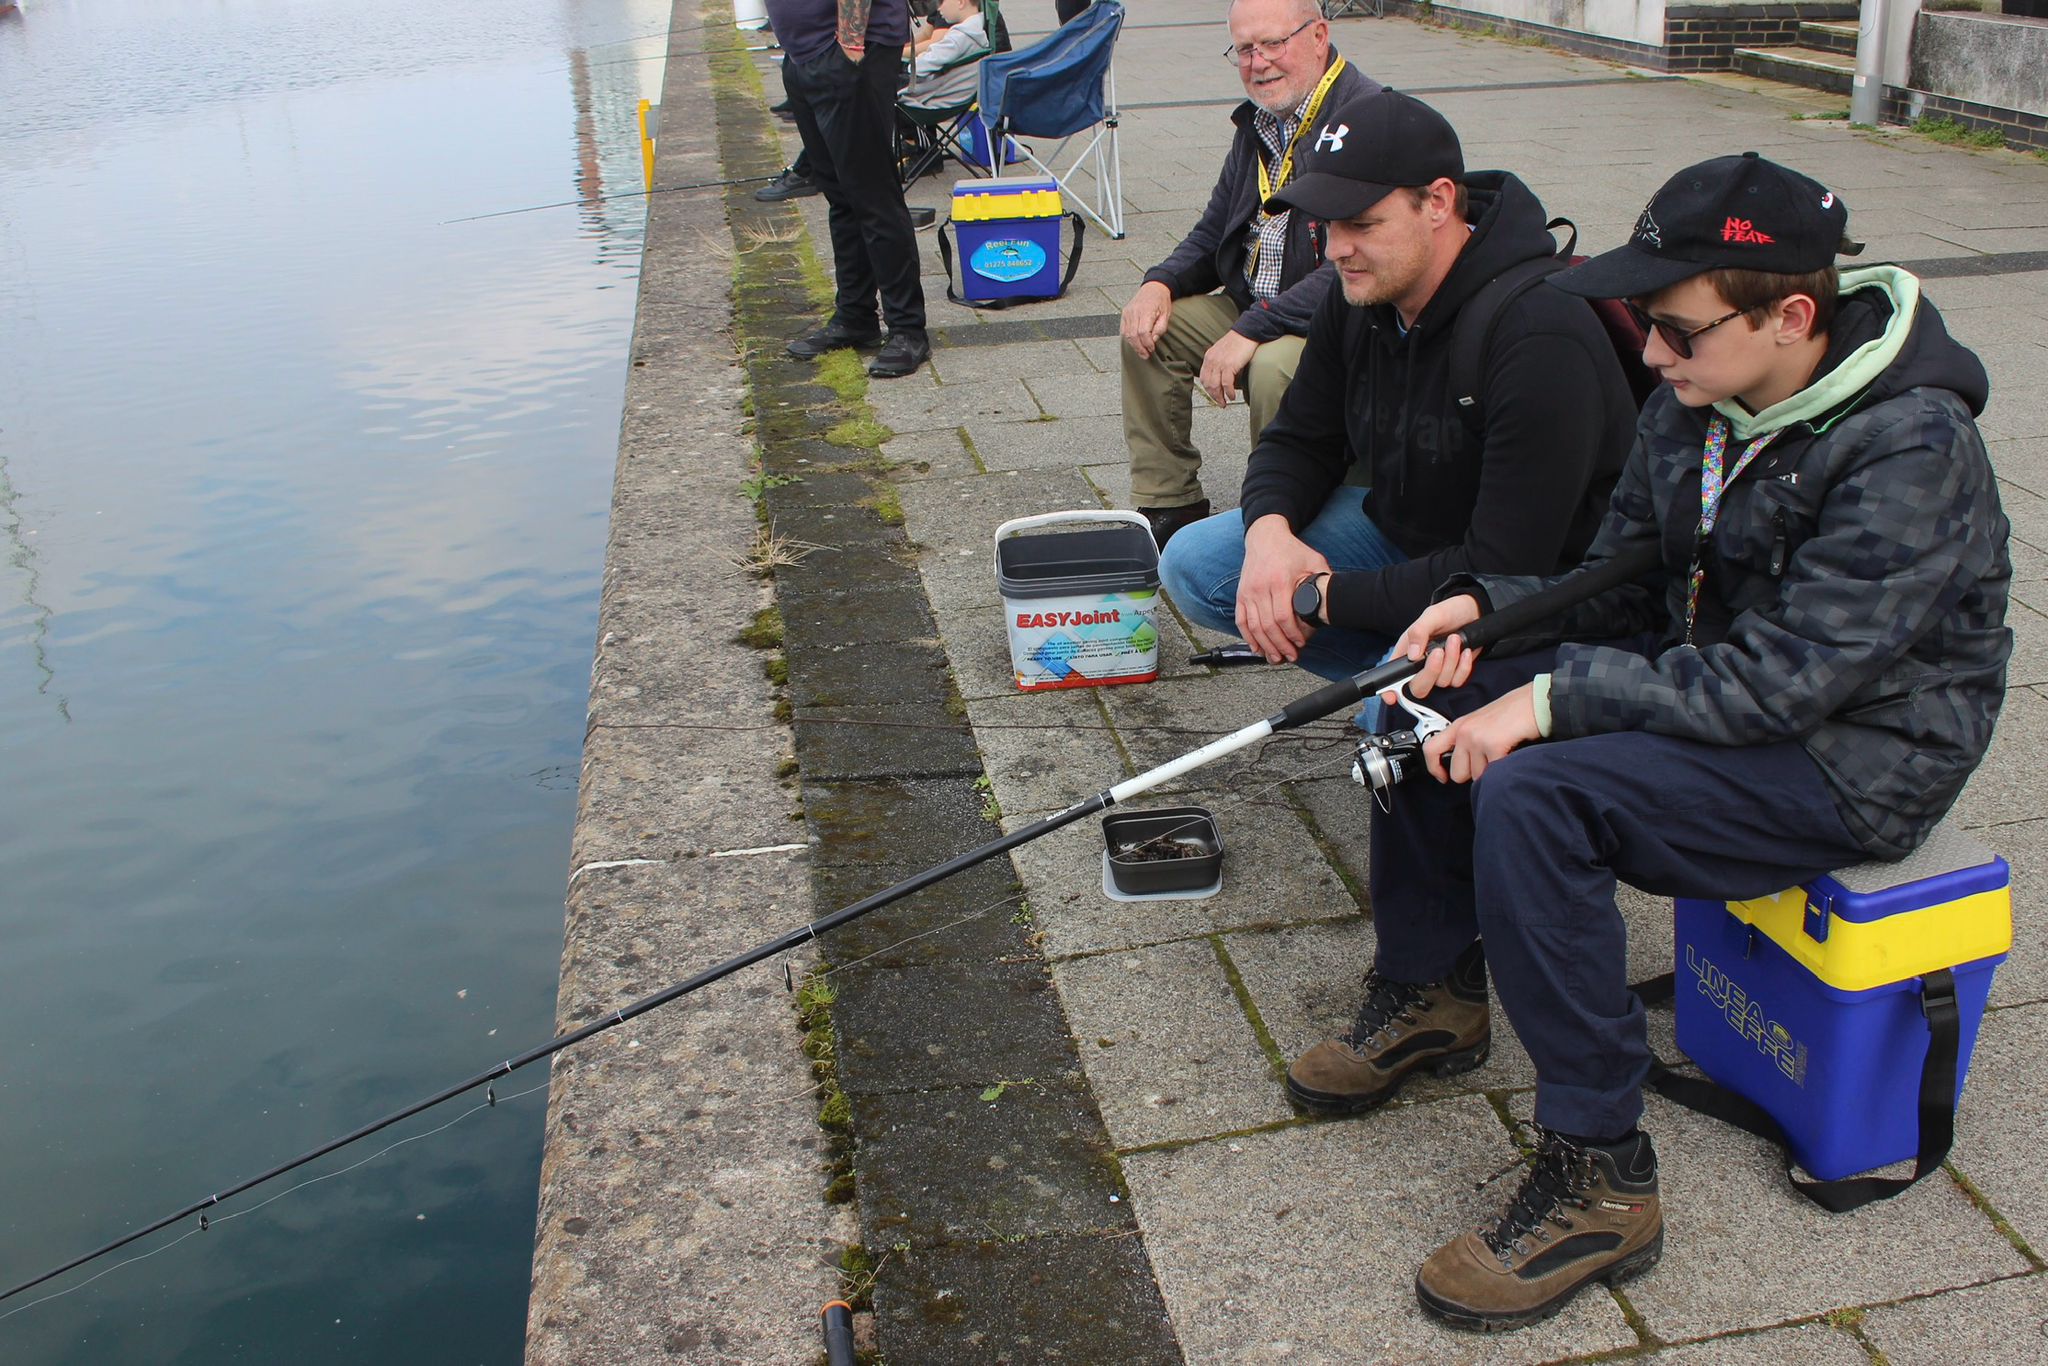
left=754, top=167, right=819, bottom=202
left=909, top=206, right=937, bottom=230
left=768, top=97, right=794, bottom=115
left=1138, top=499, right=1212, bottom=548
left=867, top=330, right=931, bottom=379
left=786, top=322, right=884, bottom=360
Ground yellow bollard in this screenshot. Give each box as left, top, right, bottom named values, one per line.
left=638, top=99, right=655, bottom=189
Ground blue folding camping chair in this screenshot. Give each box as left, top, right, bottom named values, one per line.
left=976, top=0, right=1126, bottom=239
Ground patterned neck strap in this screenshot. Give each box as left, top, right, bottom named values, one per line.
left=1684, top=415, right=1783, bottom=645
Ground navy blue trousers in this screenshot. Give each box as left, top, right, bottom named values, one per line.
left=1368, top=644, right=1868, bottom=1138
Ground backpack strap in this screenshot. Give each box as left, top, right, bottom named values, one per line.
left=1634, top=969, right=1960, bottom=1213
left=1446, top=218, right=1580, bottom=434
left=936, top=212, right=1087, bottom=311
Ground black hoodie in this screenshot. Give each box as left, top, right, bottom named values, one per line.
left=1238, top=171, right=1637, bottom=636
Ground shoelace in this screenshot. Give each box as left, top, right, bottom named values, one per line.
left=1339, top=974, right=1431, bottom=1049
left=1476, top=1131, right=1594, bottom=1264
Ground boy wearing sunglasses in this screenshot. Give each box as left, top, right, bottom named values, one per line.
left=1290, top=152, right=2011, bottom=1330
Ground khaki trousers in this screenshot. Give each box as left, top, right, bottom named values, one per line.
left=1122, top=292, right=1305, bottom=508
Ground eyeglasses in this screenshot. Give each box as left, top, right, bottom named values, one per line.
left=1222, top=17, right=1316, bottom=67
left=1625, top=301, right=1748, bottom=360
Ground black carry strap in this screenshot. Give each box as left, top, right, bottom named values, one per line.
left=1445, top=216, right=1578, bottom=431
left=1634, top=968, right=1961, bottom=1212
left=936, top=211, right=1087, bottom=310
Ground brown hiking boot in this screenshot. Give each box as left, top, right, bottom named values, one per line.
left=1285, top=942, right=1490, bottom=1115
left=1416, top=1129, right=1663, bottom=1332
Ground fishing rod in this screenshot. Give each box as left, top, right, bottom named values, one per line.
left=0, top=542, right=1657, bottom=1310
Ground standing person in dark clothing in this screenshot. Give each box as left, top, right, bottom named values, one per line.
left=1156, top=89, right=1636, bottom=682
left=1056, top=0, right=1093, bottom=21
left=766, top=0, right=932, bottom=378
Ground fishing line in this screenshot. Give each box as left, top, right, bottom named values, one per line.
left=0, top=1080, right=550, bottom=1327
left=443, top=172, right=778, bottom=224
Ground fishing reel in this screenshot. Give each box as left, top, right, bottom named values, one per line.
left=1351, top=680, right=1450, bottom=803
left=1352, top=728, right=1428, bottom=794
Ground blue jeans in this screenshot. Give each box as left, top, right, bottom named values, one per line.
left=1158, top=494, right=1409, bottom=683
left=1371, top=644, right=1867, bottom=1139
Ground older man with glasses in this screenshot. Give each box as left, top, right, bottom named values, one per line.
left=1118, top=0, right=1379, bottom=547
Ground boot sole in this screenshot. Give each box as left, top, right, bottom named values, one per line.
left=1285, top=1039, right=1490, bottom=1116
left=1415, top=1227, right=1664, bottom=1334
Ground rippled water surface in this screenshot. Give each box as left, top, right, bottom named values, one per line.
left=0, top=1, right=672, bottom=1359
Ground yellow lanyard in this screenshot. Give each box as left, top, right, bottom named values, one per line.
left=1254, top=58, right=1348, bottom=205
left=1249, top=58, right=1347, bottom=277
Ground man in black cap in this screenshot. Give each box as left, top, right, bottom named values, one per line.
left=1157, top=87, right=1634, bottom=689
left=1332, top=152, right=2009, bottom=1330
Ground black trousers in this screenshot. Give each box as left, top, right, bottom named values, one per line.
left=781, top=47, right=926, bottom=334
left=1367, top=643, right=1869, bottom=1139
left=1055, top=0, right=1093, bottom=22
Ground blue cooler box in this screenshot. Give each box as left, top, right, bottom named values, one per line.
left=1673, top=825, right=2010, bottom=1181
left=950, top=177, right=1064, bottom=302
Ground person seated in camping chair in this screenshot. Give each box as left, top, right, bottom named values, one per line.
left=907, top=0, right=989, bottom=73
left=1290, top=152, right=2011, bottom=1332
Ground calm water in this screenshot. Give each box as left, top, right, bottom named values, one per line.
left=0, top=1, right=672, bottom=1359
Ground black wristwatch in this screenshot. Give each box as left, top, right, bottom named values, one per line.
left=1291, top=573, right=1329, bottom=627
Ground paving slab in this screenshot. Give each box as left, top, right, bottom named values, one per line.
left=1053, top=937, right=1293, bottom=1148
left=965, top=685, right=1127, bottom=816
left=791, top=706, right=980, bottom=783
left=1639, top=1322, right=1872, bottom=1364
left=898, top=466, right=1101, bottom=613
left=867, top=377, right=1043, bottom=434
left=852, top=1077, right=1128, bottom=1244
left=1514, top=1092, right=2031, bottom=1340
left=967, top=413, right=1130, bottom=472
left=1949, top=1003, right=2048, bottom=1255
left=879, top=427, right=980, bottom=484
left=1121, top=1098, right=1638, bottom=1364
left=872, top=1233, right=1179, bottom=1365
left=1860, top=1270, right=2048, bottom=1365
left=1010, top=787, right=1358, bottom=960
left=832, top=959, right=1077, bottom=1096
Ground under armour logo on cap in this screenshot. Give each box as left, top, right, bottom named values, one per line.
left=1313, top=122, right=1348, bottom=153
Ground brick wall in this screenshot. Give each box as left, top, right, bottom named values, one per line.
left=1885, top=87, right=2048, bottom=154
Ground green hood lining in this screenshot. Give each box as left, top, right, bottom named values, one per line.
left=1714, top=265, right=1920, bottom=441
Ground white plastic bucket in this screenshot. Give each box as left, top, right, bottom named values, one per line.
left=994, top=510, right=1161, bottom=691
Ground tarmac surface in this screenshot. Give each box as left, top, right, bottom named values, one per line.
left=534, top=2, right=2048, bottom=1361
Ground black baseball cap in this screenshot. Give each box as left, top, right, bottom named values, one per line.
left=1552, top=151, right=1863, bottom=300
left=1263, top=89, right=1464, bottom=221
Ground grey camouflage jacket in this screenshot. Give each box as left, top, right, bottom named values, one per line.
left=1449, top=267, right=2011, bottom=861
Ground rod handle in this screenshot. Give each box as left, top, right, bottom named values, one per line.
left=822, top=1300, right=857, bottom=1365
left=1455, top=542, right=1660, bottom=653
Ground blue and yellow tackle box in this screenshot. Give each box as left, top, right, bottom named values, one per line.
left=949, top=177, right=1065, bottom=303
left=1673, top=824, right=2010, bottom=1181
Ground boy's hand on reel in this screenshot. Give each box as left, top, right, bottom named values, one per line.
left=1422, top=683, right=1543, bottom=784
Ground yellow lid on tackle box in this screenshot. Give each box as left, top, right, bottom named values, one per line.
left=950, top=176, right=1064, bottom=223
left=1719, top=824, right=2011, bottom=993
